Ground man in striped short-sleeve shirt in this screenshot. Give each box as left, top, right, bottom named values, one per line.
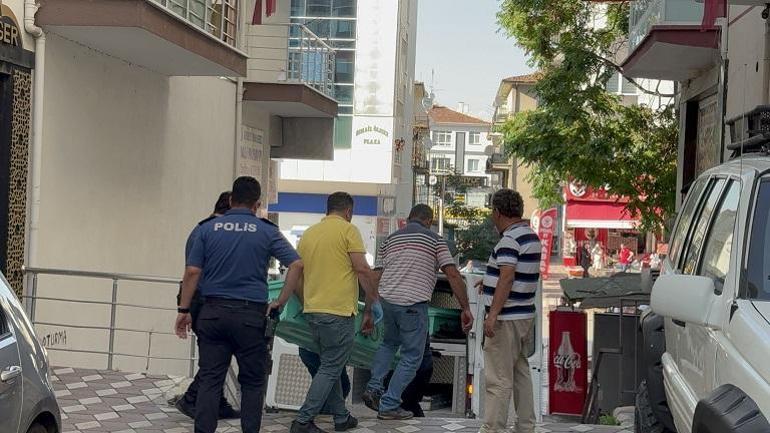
left=362, top=204, right=473, bottom=420
left=480, top=189, right=542, bottom=433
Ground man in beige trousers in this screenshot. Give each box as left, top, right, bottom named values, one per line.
left=479, top=189, right=542, bottom=433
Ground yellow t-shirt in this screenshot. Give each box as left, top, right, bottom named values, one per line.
left=298, top=215, right=367, bottom=316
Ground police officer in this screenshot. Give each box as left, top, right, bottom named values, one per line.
left=173, top=191, right=240, bottom=420
left=176, top=176, right=303, bottom=433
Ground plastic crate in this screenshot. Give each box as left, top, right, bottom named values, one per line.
left=428, top=306, right=461, bottom=337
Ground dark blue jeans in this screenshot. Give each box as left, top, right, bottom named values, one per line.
left=296, top=313, right=354, bottom=424
left=367, top=300, right=429, bottom=412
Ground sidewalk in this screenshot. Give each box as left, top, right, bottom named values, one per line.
left=53, top=367, right=631, bottom=433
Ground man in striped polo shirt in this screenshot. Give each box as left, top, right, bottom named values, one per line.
left=362, top=204, right=473, bottom=420
left=481, top=189, right=542, bottom=433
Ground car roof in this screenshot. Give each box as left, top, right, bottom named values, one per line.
left=702, top=155, right=770, bottom=178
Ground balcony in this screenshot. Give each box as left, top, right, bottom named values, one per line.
left=622, top=0, right=719, bottom=80
left=37, top=0, right=247, bottom=76
left=243, top=23, right=338, bottom=160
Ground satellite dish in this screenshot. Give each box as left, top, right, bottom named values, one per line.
left=421, top=91, right=435, bottom=111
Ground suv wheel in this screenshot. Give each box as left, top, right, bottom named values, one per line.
left=26, top=423, right=48, bottom=433
left=635, top=380, right=674, bottom=433
left=692, top=384, right=770, bottom=433
left=641, top=312, right=676, bottom=431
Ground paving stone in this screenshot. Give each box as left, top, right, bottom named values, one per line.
left=78, top=397, right=102, bottom=405
left=125, top=373, right=146, bottom=381
left=111, top=381, right=133, bottom=388
left=94, top=412, right=120, bottom=421
left=96, top=388, right=118, bottom=397
left=55, top=389, right=72, bottom=398
left=127, top=395, right=151, bottom=404
left=74, top=421, right=101, bottom=430
left=81, top=374, right=103, bottom=382
left=55, top=367, right=76, bottom=375
left=112, top=404, right=137, bottom=412
left=146, top=412, right=170, bottom=421
left=397, top=426, right=421, bottom=433
left=62, top=405, right=87, bottom=413
left=129, top=420, right=153, bottom=429
left=66, top=382, right=88, bottom=390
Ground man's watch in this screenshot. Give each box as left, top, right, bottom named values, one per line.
left=178, top=307, right=190, bottom=314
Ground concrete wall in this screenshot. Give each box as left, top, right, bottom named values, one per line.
left=32, top=33, right=238, bottom=374
left=276, top=211, right=378, bottom=258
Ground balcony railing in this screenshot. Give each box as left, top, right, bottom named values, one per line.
left=150, top=0, right=239, bottom=47
left=288, top=24, right=336, bottom=98
left=628, top=0, right=704, bottom=52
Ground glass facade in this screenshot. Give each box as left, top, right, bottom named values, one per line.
left=291, top=0, right=357, bottom=149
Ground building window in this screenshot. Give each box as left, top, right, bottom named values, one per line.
left=334, top=116, right=353, bottom=149
left=431, top=157, right=451, bottom=171
left=469, top=132, right=481, bottom=145
left=467, top=159, right=480, bottom=172
left=605, top=72, right=637, bottom=95
left=432, top=131, right=452, bottom=146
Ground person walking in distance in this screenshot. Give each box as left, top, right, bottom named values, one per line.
left=175, top=177, right=304, bottom=433
left=618, top=243, right=634, bottom=272
left=283, top=192, right=379, bottom=433
left=173, top=191, right=240, bottom=420
left=362, top=204, right=473, bottom=420
left=579, top=242, right=592, bottom=278
left=479, top=189, right=542, bottom=433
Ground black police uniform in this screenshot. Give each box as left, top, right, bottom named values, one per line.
left=186, top=208, right=299, bottom=433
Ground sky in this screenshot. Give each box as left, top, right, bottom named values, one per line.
left=415, top=0, right=533, bottom=121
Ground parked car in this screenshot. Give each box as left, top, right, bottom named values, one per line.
left=636, top=156, right=770, bottom=433
left=0, top=272, right=61, bottom=433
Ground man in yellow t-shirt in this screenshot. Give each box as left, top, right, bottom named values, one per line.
left=291, top=192, right=379, bottom=433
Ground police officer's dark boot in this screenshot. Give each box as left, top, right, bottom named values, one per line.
left=218, top=399, right=241, bottom=419
left=291, top=420, right=327, bottom=433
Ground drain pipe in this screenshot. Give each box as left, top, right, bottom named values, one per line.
left=763, top=15, right=770, bottom=104
left=24, top=0, right=45, bottom=269
left=234, top=77, right=243, bottom=179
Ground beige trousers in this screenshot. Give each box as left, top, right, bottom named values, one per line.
left=482, top=319, right=535, bottom=433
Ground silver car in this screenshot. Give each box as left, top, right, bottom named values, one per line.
left=0, top=272, right=60, bottom=433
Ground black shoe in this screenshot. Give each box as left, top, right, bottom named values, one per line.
left=218, top=402, right=241, bottom=420
left=378, top=408, right=414, bottom=420
left=361, top=389, right=382, bottom=412
left=291, top=420, right=328, bottom=433
left=175, top=398, right=196, bottom=419
left=334, top=415, right=358, bottom=432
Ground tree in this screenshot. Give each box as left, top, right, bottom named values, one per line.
left=455, top=218, right=498, bottom=262
left=496, top=0, right=678, bottom=231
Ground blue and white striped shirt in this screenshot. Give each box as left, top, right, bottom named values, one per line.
left=482, top=221, right=542, bottom=320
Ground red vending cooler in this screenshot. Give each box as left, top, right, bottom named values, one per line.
left=548, top=310, right=587, bottom=415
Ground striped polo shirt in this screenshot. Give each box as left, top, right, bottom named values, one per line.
left=482, top=221, right=542, bottom=320
left=375, top=221, right=455, bottom=306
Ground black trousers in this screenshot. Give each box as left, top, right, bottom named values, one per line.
left=195, top=300, right=268, bottom=433
left=182, top=296, right=231, bottom=410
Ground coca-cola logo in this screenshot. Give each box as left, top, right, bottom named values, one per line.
left=553, top=353, right=581, bottom=369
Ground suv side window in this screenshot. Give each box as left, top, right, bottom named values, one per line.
left=697, top=180, right=740, bottom=293
left=0, top=304, right=9, bottom=339
left=680, top=178, right=726, bottom=275
left=746, top=179, right=770, bottom=300
left=669, top=178, right=708, bottom=267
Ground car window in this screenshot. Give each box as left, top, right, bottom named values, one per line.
left=669, top=178, right=708, bottom=267
left=746, top=179, right=770, bottom=300
left=697, top=180, right=740, bottom=293
left=0, top=305, right=9, bottom=340
left=680, top=178, right=726, bottom=275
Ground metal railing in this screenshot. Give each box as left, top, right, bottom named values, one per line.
left=22, top=266, right=198, bottom=377
left=248, top=23, right=336, bottom=99
left=149, top=0, right=240, bottom=48
left=628, top=0, right=703, bottom=52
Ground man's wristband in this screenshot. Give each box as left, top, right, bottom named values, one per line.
left=178, top=307, right=190, bottom=314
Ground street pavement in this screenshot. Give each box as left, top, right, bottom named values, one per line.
left=53, top=367, right=632, bottom=433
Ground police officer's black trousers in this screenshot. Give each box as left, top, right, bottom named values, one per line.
left=195, top=300, right=268, bottom=433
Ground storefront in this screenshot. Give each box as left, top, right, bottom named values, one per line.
left=561, top=183, right=640, bottom=268
left=0, top=4, right=33, bottom=295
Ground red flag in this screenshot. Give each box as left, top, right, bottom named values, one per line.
left=252, top=0, right=262, bottom=24
left=252, top=0, right=276, bottom=25
left=702, top=0, right=726, bottom=29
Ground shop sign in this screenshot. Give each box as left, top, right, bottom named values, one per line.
left=535, top=208, right=557, bottom=279
left=549, top=310, right=588, bottom=416
left=1, top=4, right=22, bottom=48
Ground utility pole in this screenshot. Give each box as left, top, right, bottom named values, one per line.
left=438, top=174, right=446, bottom=236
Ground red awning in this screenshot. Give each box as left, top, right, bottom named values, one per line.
left=566, top=201, right=638, bottom=229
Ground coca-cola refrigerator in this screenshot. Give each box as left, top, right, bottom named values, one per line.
left=548, top=309, right=587, bottom=415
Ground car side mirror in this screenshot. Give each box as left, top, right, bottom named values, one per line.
left=651, top=274, right=721, bottom=330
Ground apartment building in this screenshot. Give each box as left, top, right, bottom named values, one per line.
left=272, top=0, right=419, bottom=257
left=1, top=0, right=339, bottom=373
left=426, top=104, right=493, bottom=209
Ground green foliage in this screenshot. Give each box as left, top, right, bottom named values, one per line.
left=599, top=415, right=620, bottom=426
left=455, top=218, right=499, bottom=262
left=496, top=0, right=678, bottom=232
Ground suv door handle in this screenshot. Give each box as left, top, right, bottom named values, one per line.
left=672, top=319, right=686, bottom=327
left=1, top=366, right=22, bottom=382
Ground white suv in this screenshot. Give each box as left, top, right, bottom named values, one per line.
left=637, top=156, right=770, bottom=433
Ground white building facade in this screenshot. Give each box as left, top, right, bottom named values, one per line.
left=427, top=105, right=492, bottom=208
left=272, top=0, right=419, bottom=257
